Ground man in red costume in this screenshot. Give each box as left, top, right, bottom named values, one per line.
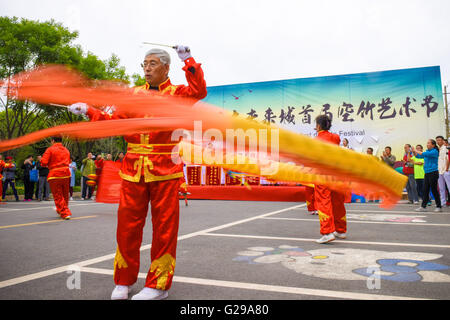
left=40, top=136, right=72, bottom=220
left=313, top=115, right=347, bottom=244
left=68, top=45, right=207, bottom=300
left=304, top=185, right=317, bottom=215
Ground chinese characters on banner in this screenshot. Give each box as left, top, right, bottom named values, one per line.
left=239, top=96, right=438, bottom=125
left=204, top=66, right=444, bottom=159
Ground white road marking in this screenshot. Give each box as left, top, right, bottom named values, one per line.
left=78, top=266, right=427, bottom=300
left=0, top=204, right=305, bottom=290
left=0, top=266, right=72, bottom=290
left=346, top=209, right=449, bottom=215
left=261, top=216, right=450, bottom=227
left=201, top=233, right=450, bottom=249
left=296, top=207, right=450, bottom=215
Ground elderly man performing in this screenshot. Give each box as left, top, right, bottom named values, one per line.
left=68, top=46, right=207, bottom=300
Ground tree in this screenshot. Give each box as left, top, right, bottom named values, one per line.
left=0, top=17, right=80, bottom=144
left=0, top=16, right=132, bottom=161
left=132, top=73, right=146, bottom=86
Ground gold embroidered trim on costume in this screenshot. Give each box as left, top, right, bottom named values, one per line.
left=318, top=210, right=330, bottom=222
left=113, top=247, right=128, bottom=277
left=150, top=253, right=176, bottom=290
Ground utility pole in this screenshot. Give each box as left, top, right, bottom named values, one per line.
left=445, top=85, right=449, bottom=138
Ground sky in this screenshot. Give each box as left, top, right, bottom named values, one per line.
left=2, top=0, right=450, bottom=91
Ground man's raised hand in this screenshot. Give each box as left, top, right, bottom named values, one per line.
left=68, top=102, right=88, bottom=115
left=175, top=45, right=192, bottom=61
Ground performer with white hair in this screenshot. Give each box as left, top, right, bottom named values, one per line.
left=68, top=45, right=207, bottom=300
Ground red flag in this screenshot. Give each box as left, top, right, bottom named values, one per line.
left=96, top=160, right=122, bottom=203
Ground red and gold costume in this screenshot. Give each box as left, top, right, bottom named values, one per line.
left=87, top=57, right=207, bottom=290
left=314, top=131, right=347, bottom=235
left=40, top=142, right=72, bottom=218
left=0, top=159, right=5, bottom=202
left=304, top=185, right=316, bottom=212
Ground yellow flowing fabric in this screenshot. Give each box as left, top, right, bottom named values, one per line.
left=0, top=65, right=407, bottom=207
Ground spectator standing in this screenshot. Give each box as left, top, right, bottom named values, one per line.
left=403, top=144, right=419, bottom=204
left=69, top=157, right=77, bottom=201
left=34, top=157, right=40, bottom=200
left=444, top=138, right=450, bottom=206
left=2, top=156, right=19, bottom=201
left=81, top=152, right=96, bottom=200
left=36, top=155, right=50, bottom=201
left=380, top=146, right=396, bottom=168
left=0, top=155, right=5, bottom=203
left=413, top=139, right=441, bottom=212
left=366, top=147, right=374, bottom=156
left=22, top=155, right=35, bottom=201
left=436, top=136, right=448, bottom=208
left=95, top=154, right=104, bottom=177
left=116, top=152, right=124, bottom=163
left=342, top=138, right=352, bottom=150
left=411, top=145, right=425, bottom=201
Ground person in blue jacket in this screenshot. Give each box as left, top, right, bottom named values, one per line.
left=413, top=139, right=441, bottom=212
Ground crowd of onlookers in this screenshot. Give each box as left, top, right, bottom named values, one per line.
left=343, top=136, right=449, bottom=212
left=0, top=151, right=125, bottom=202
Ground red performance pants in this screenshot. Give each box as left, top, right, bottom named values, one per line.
left=114, top=177, right=180, bottom=291
left=314, top=185, right=347, bottom=235
left=304, top=186, right=316, bottom=212
left=48, top=178, right=71, bottom=218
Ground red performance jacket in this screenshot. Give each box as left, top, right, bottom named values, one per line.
left=316, top=130, right=340, bottom=146
left=40, top=143, right=71, bottom=180
left=86, top=57, right=207, bottom=183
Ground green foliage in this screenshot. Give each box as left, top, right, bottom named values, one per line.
left=74, top=169, right=82, bottom=187
left=0, top=16, right=138, bottom=162
left=0, top=16, right=80, bottom=77
left=132, top=73, right=146, bottom=86
left=105, top=54, right=129, bottom=83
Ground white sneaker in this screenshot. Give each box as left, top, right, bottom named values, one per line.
left=413, top=201, right=419, bottom=205
left=333, top=231, right=347, bottom=239
left=131, top=287, right=169, bottom=300
left=316, top=233, right=335, bottom=244
left=111, top=285, right=132, bottom=300
left=414, top=207, right=427, bottom=212
left=308, top=210, right=318, bottom=215
left=70, top=197, right=73, bottom=201
left=434, top=207, right=442, bottom=212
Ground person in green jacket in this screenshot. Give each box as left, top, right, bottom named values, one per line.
left=411, top=144, right=426, bottom=202
left=81, top=152, right=96, bottom=200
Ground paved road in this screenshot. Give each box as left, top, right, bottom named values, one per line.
left=0, top=199, right=449, bottom=300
